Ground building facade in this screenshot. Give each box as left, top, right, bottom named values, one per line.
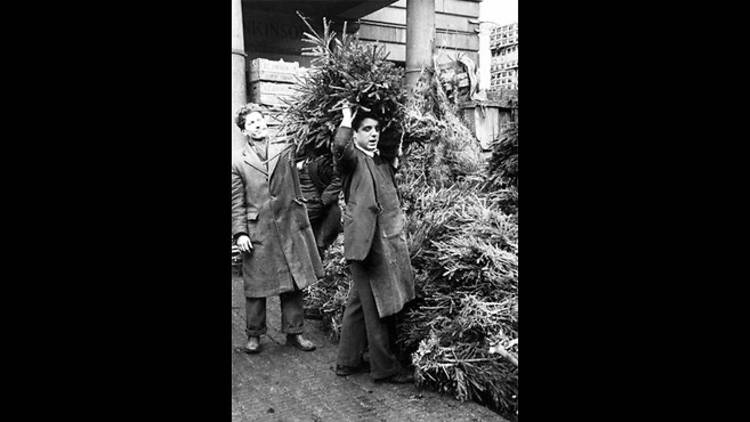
left=489, top=22, right=518, bottom=90
left=357, top=0, right=481, bottom=67
left=232, top=0, right=482, bottom=149
left=233, top=0, right=398, bottom=149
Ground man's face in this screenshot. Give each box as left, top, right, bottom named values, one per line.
left=243, top=111, right=267, bottom=140
left=353, top=118, right=380, bottom=153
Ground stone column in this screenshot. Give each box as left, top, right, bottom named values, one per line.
left=477, top=22, right=493, bottom=92
left=405, top=0, right=435, bottom=89
left=231, top=0, right=247, bottom=151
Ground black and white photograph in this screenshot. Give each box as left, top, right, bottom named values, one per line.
left=231, top=1, right=518, bottom=420
left=12, top=0, right=698, bottom=420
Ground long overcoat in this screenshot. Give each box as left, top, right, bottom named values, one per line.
left=231, top=140, right=324, bottom=298
left=332, top=127, right=415, bottom=318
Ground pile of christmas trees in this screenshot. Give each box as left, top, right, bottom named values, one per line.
left=396, top=73, right=518, bottom=420
left=288, top=16, right=518, bottom=421
left=302, top=235, right=350, bottom=342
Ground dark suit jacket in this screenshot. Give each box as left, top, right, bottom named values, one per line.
left=306, top=154, right=342, bottom=207
left=332, top=127, right=415, bottom=317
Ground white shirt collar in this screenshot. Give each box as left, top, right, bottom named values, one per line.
left=354, top=143, right=378, bottom=158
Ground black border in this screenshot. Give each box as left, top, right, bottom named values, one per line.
left=9, top=0, right=705, bottom=420
left=16, top=2, right=232, bottom=419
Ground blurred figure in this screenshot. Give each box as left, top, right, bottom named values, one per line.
left=296, top=153, right=343, bottom=260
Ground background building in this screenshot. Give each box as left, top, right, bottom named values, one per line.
left=239, top=0, right=480, bottom=75
left=489, top=22, right=518, bottom=90
left=239, top=1, right=394, bottom=67
left=233, top=0, right=398, bottom=149
left=233, top=0, right=483, bottom=149
left=357, top=0, right=481, bottom=67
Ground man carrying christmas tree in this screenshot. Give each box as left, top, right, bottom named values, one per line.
left=232, top=103, right=323, bottom=354
left=332, top=103, right=416, bottom=384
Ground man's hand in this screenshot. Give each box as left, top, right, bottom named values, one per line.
left=236, top=235, right=253, bottom=253
left=340, top=101, right=357, bottom=128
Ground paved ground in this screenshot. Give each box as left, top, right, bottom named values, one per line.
left=231, top=273, right=508, bottom=422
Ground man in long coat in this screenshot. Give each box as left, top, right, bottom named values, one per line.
left=232, top=104, right=324, bottom=353
left=331, top=104, right=415, bottom=383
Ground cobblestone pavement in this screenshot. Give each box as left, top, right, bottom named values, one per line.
left=232, top=274, right=508, bottom=422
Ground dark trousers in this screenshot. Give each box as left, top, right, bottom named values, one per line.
left=336, top=255, right=402, bottom=380
left=245, top=289, right=305, bottom=337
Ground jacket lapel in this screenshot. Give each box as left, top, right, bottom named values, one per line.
left=267, top=142, right=288, bottom=179
left=242, top=142, right=268, bottom=176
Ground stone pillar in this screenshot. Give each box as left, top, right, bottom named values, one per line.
left=405, top=0, right=435, bottom=89
left=477, top=22, right=493, bottom=92
left=231, top=0, right=247, bottom=151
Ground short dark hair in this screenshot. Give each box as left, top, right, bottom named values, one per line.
left=235, top=103, right=266, bottom=130
left=352, top=112, right=380, bottom=131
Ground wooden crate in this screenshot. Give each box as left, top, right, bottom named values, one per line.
left=248, top=58, right=299, bottom=83
left=249, top=69, right=299, bottom=83
left=249, top=92, right=293, bottom=106
left=249, top=81, right=297, bottom=106
left=248, top=57, right=298, bottom=73
left=249, top=81, right=296, bottom=96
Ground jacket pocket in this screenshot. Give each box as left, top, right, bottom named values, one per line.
left=246, top=211, right=261, bottom=244
left=382, top=225, right=414, bottom=286
left=380, top=208, right=405, bottom=238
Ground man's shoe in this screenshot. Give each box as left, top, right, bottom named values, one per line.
left=243, top=336, right=261, bottom=354
left=375, top=370, right=415, bottom=384
left=287, top=334, right=316, bottom=351
left=335, top=362, right=370, bottom=376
